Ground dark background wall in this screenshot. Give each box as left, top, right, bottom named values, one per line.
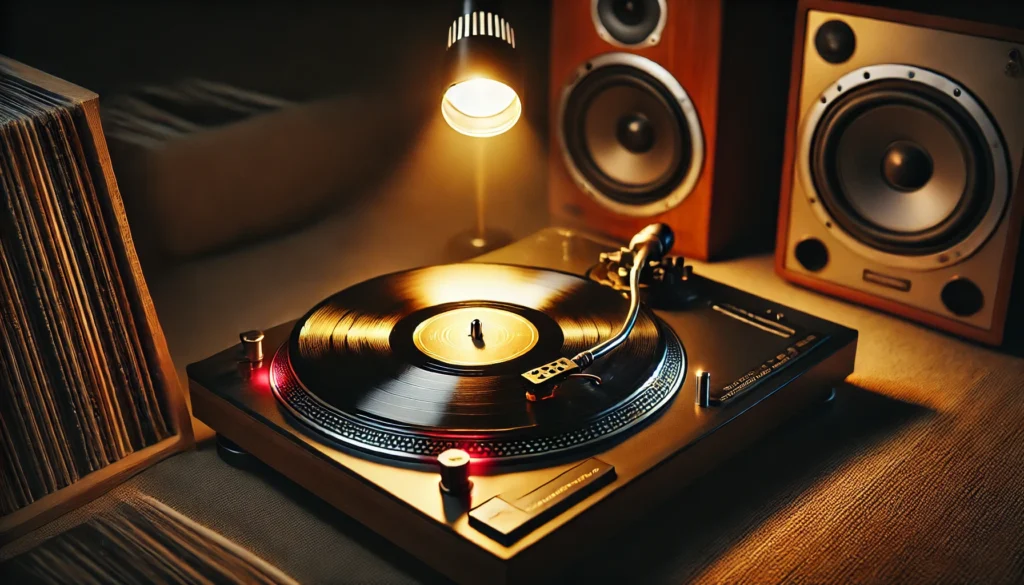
left=0, top=1, right=554, bottom=266
left=0, top=0, right=1016, bottom=267
left=0, top=0, right=1014, bottom=122
left=0, top=1, right=550, bottom=111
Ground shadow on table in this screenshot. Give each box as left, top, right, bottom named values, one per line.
left=561, top=381, right=931, bottom=584
left=206, top=449, right=453, bottom=585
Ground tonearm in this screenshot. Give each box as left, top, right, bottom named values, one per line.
left=521, top=223, right=675, bottom=401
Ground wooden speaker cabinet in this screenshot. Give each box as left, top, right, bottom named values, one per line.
left=549, top=0, right=797, bottom=260
left=776, top=0, right=1024, bottom=345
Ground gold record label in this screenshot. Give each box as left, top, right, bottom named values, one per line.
left=412, top=307, right=539, bottom=366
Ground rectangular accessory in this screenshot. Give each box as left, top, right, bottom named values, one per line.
left=469, top=458, right=616, bottom=544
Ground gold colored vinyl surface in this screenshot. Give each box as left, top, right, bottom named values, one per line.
left=412, top=307, right=539, bottom=366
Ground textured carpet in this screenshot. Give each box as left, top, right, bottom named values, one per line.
left=2, top=228, right=1023, bottom=584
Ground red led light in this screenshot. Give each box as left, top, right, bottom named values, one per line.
left=239, top=361, right=272, bottom=394
left=253, top=366, right=271, bottom=392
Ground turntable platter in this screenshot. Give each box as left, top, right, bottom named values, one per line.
left=271, top=264, right=685, bottom=463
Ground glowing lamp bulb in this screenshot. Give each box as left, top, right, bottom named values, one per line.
left=442, top=77, right=522, bottom=138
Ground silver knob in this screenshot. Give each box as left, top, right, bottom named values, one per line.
left=438, top=448, right=473, bottom=496
left=696, top=370, right=711, bottom=407
left=240, top=330, right=265, bottom=363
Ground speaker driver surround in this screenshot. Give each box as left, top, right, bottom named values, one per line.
left=591, top=0, right=667, bottom=48
left=798, top=64, right=1011, bottom=271
left=813, top=80, right=990, bottom=253
left=559, top=53, right=704, bottom=218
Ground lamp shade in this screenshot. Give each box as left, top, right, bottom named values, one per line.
left=442, top=0, right=524, bottom=137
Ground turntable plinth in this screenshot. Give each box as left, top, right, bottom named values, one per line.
left=187, top=237, right=857, bottom=585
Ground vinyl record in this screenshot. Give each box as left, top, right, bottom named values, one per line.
left=272, top=264, right=686, bottom=463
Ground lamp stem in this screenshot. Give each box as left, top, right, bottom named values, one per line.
left=475, top=138, right=486, bottom=240
left=443, top=130, right=512, bottom=261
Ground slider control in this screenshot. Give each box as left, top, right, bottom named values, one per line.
left=696, top=370, right=711, bottom=407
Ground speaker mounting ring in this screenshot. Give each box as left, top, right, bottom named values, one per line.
left=559, top=53, right=705, bottom=218
left=797, top=64, right=1011, bottom=271
left=591, top=0, right=667, bottom=48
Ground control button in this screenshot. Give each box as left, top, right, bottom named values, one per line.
left=240, top=330, right=265, bottom=363
left=438, top=448, right=473, bottom=497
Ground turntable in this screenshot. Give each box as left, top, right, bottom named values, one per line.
left=187, top=224, right=857, bottom=584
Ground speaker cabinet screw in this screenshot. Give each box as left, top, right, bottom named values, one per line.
left=1007, top=49, right=1022, bottom=77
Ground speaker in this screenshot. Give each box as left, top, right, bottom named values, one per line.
left=549, top=0, right=797, bottom=260
left=776, top=0, right=1024, bottom=345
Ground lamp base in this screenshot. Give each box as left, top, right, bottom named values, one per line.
left=444, top=228, right=515, bottom=261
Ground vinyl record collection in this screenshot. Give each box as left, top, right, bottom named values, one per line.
left=1, top=497, right=298, bottom=584
left=0, top=65, right=177, bottom=516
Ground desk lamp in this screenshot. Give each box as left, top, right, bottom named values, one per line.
left=442, top=0, right=523, bottom=257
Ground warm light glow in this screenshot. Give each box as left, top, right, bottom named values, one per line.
left=446, top=78, right=516, bottom=117
left=442, top=78, right=522, bottom=138
left=411, top=265, right=566, bottom=311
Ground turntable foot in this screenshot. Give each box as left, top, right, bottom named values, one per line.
left=216, top=434, right=260, bottom=471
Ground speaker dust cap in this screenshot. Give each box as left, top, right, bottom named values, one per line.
left=559, top=53, right=704, bottom=218
left=798, top=65, right=1011, bottom=271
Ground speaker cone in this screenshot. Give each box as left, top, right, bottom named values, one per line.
left=799, top=65, right=1010, bottom=269
left=811, top=79, right=993, bottom=255
left=592, top=0, right=666, bottom=47
left=560, top=53, right=704, bottom=217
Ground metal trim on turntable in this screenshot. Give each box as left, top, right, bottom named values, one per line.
left=270, top=324, right=686, bottom=464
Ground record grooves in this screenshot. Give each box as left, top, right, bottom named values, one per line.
left=271, top=264, right=686, bottom=463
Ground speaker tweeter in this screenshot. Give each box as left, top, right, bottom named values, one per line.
left=592, top=0, right=667, bottom=47
left=814, top=20, right=856, bottom=64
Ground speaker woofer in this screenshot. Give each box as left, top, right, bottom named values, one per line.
left=812, top=79, right=992, bottom=253
left=559, top=53, right=704, bottom=217
left=798, top=65, right=1011, bottom=271
left=591, top=0, right=667, bottom=47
